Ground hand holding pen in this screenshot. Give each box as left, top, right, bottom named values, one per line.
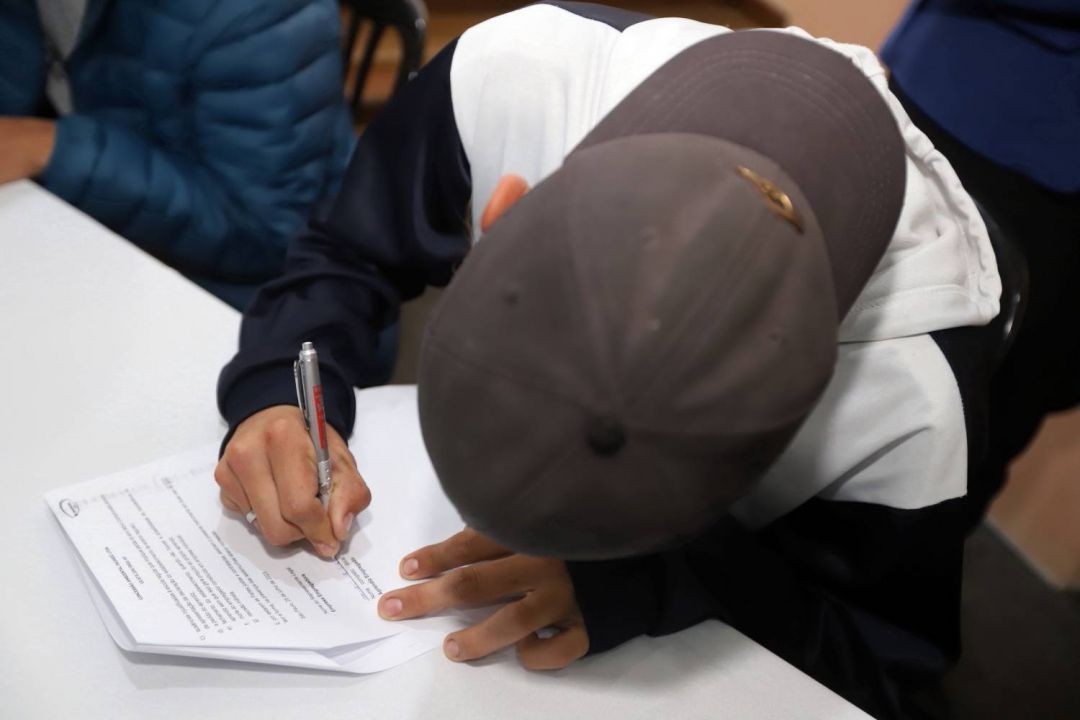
left=214, top=342, right=371, bottom=558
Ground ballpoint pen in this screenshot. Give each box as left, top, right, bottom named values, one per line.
left=295, top=341, right=333, bottom=507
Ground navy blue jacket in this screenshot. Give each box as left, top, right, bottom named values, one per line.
left=0, top=0, right=355, bottom=307
left=883, top=0, right=1080, bottom=192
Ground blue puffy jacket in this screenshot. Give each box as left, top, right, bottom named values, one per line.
left=883, top=1, right=1080, bottom=193
left=0, top=0, right=355, bottom=307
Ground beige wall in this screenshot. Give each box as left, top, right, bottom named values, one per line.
left=990, top=412, right=1080, bottom=588
left=764, top=0, right=909, bottom=49
left=416, top=2, right=912, bottom=63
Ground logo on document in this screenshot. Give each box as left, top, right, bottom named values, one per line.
left=59, top=498, right=80, bottom=518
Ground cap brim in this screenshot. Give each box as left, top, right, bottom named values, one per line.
left=574, top=30, right=906, bottom=316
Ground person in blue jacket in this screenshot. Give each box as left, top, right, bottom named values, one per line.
left=883, top=2, right=1080, bottom=519
left=0, top=0, right=355, bottom=309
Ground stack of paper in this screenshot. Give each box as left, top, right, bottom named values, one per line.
left=46, top=386, right=475, bottom=673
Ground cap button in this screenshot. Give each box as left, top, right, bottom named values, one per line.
left=586, top=415, right=627, bottom=456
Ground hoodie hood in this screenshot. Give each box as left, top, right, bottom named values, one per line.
left=807, top=30, right=1002, bottom=343
left=453, top=13, right=1002, bottom=344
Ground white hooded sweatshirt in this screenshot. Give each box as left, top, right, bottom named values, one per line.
left=448, top=3, right=1001, bottom=527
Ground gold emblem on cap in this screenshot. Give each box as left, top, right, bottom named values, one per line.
left=736, top=166, right=805, bottom=234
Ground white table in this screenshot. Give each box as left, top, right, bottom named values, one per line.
left=0, top=180, right=870, bottom=720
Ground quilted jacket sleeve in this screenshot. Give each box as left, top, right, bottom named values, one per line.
left=38, top=0, right=353, bottom=283
left=0, top=0, right=46, bottom=115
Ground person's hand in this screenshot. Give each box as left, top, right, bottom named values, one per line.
left=377, top=528, right=589, bottom=670
left=215, top=405, right=371, bottom=558
left=0, top=118, right=55, bottom=185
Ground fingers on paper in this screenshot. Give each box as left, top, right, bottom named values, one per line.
left=444, top=595, right=552, bottom=662
left=213, top=460, right=250, bottom=515
left=440, top=561, right=587, bottom=666
left=327, top=431, right=370, bottom=542
left=219, top=490, right=241, bottom=514
left=223, top=435, right=304, bottom=549
left=264, top=416, right=339, bottom=557
left=380, top=553, right=530, bottom=622
left=515, top=626, right=590, bottom=670
left=400, top=527, right=510, bottom=580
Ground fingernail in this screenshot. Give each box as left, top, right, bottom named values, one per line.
left=402, top=557, right=419, bottom=577
left=314, top=542, right=338, bottom=558
left=342, top=513, right=355, bottom=532
left=381, top=597, right=403, bottom=618
left=445, top=638, right=461, bottom=660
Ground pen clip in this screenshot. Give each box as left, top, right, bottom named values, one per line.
left=294, top=358, right=310, bottom=428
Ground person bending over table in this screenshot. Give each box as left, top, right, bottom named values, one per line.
left=0, top=0, right=353, bottom=309
left=215, top=4, right=1002, bottom=718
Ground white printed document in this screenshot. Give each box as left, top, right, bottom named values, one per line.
left=46, top=386, right=471, bottom=673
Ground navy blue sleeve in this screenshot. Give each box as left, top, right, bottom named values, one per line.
left=977, top=0, right=1080, bottom=16
left=540, top=2, right=652, bottom=29
left=217, top=39, right=472, bottom=440
left=568, top=509, right=961, bottom=720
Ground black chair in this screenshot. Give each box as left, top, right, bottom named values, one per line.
left=340, top=0, right=427, bottom=121
left=976, top=201, right=1029, bottom=370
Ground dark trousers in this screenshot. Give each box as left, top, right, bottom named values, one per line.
left=893, top=80, right=1080, bottom=527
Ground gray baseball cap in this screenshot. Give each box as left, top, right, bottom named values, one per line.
left=418, top=30, right=906, bottom=559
